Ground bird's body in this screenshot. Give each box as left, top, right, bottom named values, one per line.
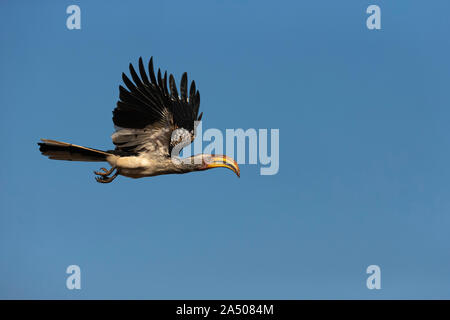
left=107, top=153, right=187, bottom=178
left=38, top=57, right=239, bottom=182
left=108, top=154, right=170, bottom=178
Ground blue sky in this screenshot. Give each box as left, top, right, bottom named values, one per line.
left=1, top=0, right=450, bottom=299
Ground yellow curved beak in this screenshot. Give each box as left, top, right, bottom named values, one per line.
left=205, top=155, right=240, bottom=177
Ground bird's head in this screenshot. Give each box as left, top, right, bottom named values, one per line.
left=180, top=154, right=240, bottom=177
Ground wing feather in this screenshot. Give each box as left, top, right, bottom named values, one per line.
left=148, top=57, right=157, bottom=85
left=138, top=57, right=150, bottom=86
left=169, top=74, right=179, bottom=100
left=180, top=73, right=188, bottom=103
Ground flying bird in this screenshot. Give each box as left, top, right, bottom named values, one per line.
left=38, top=57, right=240, bottom=183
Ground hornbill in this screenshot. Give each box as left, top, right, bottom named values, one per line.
left=38, top=57, right=240, bottom=183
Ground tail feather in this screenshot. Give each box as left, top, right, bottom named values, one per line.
left=38, top=139, right=111, bottom=162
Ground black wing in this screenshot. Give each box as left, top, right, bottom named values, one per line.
left=112, top=57, right=202, bottom=156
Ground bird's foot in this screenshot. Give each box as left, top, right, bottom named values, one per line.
left=94, top=168, right=119, bottom=183
left=94, top=167, right=115, bottom=176
left=95, top=176, right=115, bottom=183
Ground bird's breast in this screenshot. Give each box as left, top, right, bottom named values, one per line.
left=111, top=155, right=171, bottom=178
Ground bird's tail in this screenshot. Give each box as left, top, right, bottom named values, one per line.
left=38, top=139, right=111, bottom=162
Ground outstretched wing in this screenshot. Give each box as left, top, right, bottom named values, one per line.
left=112, top=57, right=202, bottom=156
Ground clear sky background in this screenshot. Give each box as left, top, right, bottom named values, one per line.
left=1, top=0, right=450, bottom=299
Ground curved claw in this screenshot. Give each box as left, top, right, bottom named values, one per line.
left=95, top=169, right=119, bottom=184
left=96, top=176, right=112, bottom=183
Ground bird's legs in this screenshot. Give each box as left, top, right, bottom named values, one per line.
left=94, top=167, right=119, bottom=183
left=94, top=167, right=115, bottom=176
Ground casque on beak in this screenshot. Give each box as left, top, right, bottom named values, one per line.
left=204, top=155, right=240, bottom=177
